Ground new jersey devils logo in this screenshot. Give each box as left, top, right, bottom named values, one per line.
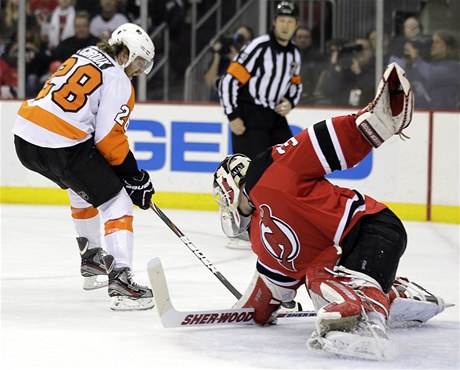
left=259, top=204, right=300, bottom=272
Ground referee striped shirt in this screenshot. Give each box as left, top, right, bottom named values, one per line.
left=219, top=32, right=302, bottom=120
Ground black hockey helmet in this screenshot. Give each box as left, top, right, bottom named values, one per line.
left=275, top=1, right=299, bottom=19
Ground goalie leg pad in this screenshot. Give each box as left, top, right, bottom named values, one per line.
left=306, top=246, right=391, bottom=337
left=306, top=246, right=362, bottom=335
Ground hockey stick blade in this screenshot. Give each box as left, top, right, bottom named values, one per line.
left=147, top=258, right=316, bottom=328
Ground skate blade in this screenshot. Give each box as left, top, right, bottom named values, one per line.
left=307, top=330, right=397, bottom=361
left=110, top=296, right=155, bottom=311
left=83, top=276, right=108, bottom=290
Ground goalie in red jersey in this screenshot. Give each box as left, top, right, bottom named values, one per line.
left=213, top=63, right=449, bottom=360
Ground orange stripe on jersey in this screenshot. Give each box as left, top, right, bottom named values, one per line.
left=291, top=75, right=301, bottom=85
left=95, top=126, right=130, bottom=165
left=105, top=216, right=134, bottom=235
left=17, top=101, right=88, bottom=140
left=70, top=206, right=99, bottom=219
left=95, top=85, right=135, bottom=166
left=227, top=62, right=251, bottom=85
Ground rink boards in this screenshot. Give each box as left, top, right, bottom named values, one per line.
left=0, top=100, right=458, bottom=223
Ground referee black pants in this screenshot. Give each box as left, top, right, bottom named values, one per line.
left=231, top=103, right=293, bottom=159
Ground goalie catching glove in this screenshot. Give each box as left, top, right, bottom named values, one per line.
left=356, top=62, right=414, bottom=148
left=122, top=170, right=154, bottom=210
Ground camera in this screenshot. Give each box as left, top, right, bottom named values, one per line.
left=336, top=43, right=363, bottom=70
left=340, top=43, right=363, bottom=54
left=218, top=33, right=246, bottom=56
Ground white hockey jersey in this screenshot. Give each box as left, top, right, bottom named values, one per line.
left=12, top=46, right=135, bottom=166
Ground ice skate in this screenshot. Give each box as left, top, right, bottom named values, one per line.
left=105, top=259, right=154, bottom=311
left=77, top=237, right=111, bottom=290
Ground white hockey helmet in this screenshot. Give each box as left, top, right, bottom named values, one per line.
left=213, top=154, right=251, bottom=237
left=109, top=23, right=155, bottom=74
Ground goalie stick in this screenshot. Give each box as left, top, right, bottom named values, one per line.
left=147, top=257, right=316, bottom=328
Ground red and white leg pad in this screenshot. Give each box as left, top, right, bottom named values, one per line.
left=233, top=271, right=298, bottom=325
left=306, top=254, right=393, bottom=361
left=306, top=246, right=391, bottom=336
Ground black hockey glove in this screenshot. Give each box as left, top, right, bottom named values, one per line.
left=122, top=170, right=154, bottom=210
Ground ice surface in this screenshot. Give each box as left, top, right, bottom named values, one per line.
left=1, top=204, right=459, bottom=369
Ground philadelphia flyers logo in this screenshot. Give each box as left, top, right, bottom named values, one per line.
left=259, top=204, right=300, bottom=272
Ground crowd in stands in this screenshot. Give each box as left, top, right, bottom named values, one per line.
left=0, top=1, right=459, bottom=110
left=0, top=0, right=185, bottom=99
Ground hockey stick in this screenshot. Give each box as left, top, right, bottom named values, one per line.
left=150, top=202, right=242, bottom=299
left=147, top=257, right=316, bottom=328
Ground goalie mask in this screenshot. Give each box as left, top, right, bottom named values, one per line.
left=213, top=154, right=251, bottom=237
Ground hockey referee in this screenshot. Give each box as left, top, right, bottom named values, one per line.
left=218, top=1, right=302, bottom=159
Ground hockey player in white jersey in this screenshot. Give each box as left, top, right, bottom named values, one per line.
left=13, top=23, right=155, bottom=311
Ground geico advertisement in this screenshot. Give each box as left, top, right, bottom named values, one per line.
left=129, top=104, right=428, bottom=202
left=1, top=101, right=433, bottom=203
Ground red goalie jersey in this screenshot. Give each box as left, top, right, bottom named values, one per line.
left=244, top=114, right=387, bottom=282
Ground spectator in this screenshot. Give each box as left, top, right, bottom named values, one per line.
left=52, top=10, right=100, bottom=62
left=29, top=0, right=58, bottom=18
left=0, top=0, right=21, bottom=45
left=343, top=37, right=376, bottom=107
left=311, top=38, right=350, bottom=105
left=30, top=0, right=59, bottom=47
left=404, top=30, right=460, bottom=110
left=293, top=25, right=326, bottom=105
left=204, top=25, right=253, bottom=102
left=388, top=16, right=431, bottom=63
left=74, top=0, right=100, bottom=19
left=0, top=55, right=18, bottom=99
left=3, top=15, right=51, bottom=97
left=48, top=0, right=76, bottom=50
left=90, top=0, right=129, bottom=40
left=368, top=29, right=390, bottom=65
left=313, top=38, right=375, bottom=107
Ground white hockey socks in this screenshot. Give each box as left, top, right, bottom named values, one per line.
left=71, top=206, right=102, bottom=249
left=105, top=228, right=134, bottom=269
